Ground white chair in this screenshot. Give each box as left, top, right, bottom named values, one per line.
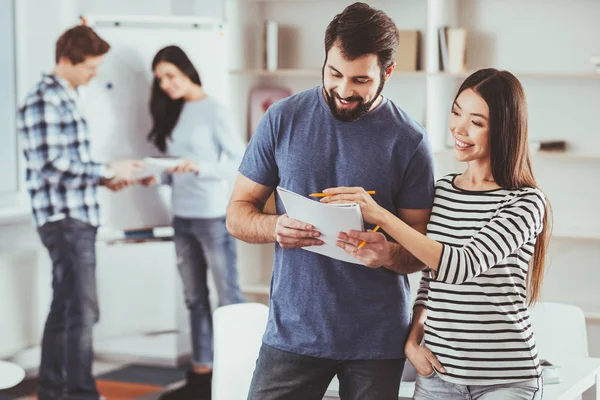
left=0, top=360, right=25, bottom=389
left=212, top=303, right=269, bottom=400
left=529, top=302, right=589, bottom=364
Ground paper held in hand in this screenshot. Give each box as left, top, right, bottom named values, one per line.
left=276, top=187, right=365, bottom=265
left=136, top=156, right=184, bottom=179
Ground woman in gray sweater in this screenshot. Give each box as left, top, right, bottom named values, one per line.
left=141, top=45, right=245, bottom=400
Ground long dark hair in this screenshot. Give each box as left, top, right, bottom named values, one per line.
left=455, top=68, right=552, bottom=305
left=148, top=45, right=201, bottom=152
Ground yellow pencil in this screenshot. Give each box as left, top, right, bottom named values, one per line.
left=310, top=190, right=376, bottom=197
left=358, top=225, right=380, bottom=249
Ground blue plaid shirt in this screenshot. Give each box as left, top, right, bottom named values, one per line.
left=18, top=74, right=104, bottom=227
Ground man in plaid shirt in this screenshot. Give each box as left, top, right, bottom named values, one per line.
left=18, top=25, right=143, bottom=400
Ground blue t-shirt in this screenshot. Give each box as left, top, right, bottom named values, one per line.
left=238, top=86, right=435, bottom=360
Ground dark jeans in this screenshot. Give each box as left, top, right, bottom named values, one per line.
left=173, top=216, right=245, bottom=367
left=36, top=218, right=100, bottom=400
left=248, top=344, right=405, bottom=400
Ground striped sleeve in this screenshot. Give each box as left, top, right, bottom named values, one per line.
left=413, top=268, right=431, bottom=308
left=434, top=190, right=546, bottom=285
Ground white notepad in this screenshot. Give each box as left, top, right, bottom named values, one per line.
left=136, top=156, right=184, bottom=179
left=276, top=187, right=365, bottom=265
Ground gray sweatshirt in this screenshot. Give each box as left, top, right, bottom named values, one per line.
left=163, top=96, right=245, bottom=219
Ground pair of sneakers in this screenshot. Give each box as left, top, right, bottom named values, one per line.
left=158, top=370, right=212, bottom=400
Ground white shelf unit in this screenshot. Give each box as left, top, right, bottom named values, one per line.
left=226, top=0, right=600, bottom=336
left=230, top=69, right=428, bottom=77
left=438, top=148, right=600, bottom=162
left=231, top=69, right=600, bottom=80
left=230, top=68, right=322, bottom=77
left=551, top=232, right=600, bottom=242
left=436, top=71, right=600, bottom=80
left=532, top=151, right=600, bottom=162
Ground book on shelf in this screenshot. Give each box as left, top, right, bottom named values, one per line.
left=438, top=26, right=467, bottom=73
left=529, top=140, right=568, bottom=152
left=438, top=26, right=449, bottom=71
left=447, top=28, right=467, bottom=73
left=124, top=227, right=174, bottom=239
left=396, top=30, right=421, bottom=71
left=97, top=226, right=174, bottom=242
left=263, top=20, right=279, bottom=71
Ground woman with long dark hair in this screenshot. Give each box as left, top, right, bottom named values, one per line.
left=142, top=45, right=245, bottom=400
left=323, top=68, right=550, bottom=399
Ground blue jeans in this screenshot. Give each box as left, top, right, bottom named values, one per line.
left=173, top=216, right=245, bottom=367
left=248, top=344, right=405, bottom=400
left=413, top=370, right=543, bottom=400
left=36, top=218, right=100, bottom=400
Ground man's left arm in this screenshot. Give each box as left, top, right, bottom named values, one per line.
left=381, top=208, right=431, bottom=274
left=382, top=136, right=435, bottom=274
left=335, top=136, right=435, bottom=273
left=338, top=208, right=431, bottom=274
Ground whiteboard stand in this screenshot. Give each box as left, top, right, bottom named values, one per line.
left=75, top=14, right=230, bottom=367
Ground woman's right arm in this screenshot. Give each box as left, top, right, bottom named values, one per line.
left=405, top=270, right=446, bottom=376
left=329, top=187, right=546, bottom=285
left=406, top=305, right=446, bottom=376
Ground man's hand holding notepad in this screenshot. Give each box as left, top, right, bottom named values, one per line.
left=276, top=187, right=365, bottom=264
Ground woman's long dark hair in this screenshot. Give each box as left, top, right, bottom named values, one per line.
left=454, top=68, right=552, bottom=306
left=148, top=45, right=201, bottom=152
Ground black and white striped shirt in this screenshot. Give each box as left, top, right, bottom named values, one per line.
left=415, top=174, right=546, bottom=385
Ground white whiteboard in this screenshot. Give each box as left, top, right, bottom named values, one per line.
left=81, top=16, right=229, bottom=231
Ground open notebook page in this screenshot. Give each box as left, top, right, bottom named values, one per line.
left=276, top=187, right=365, bottom=265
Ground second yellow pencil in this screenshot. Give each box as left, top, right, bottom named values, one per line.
left=358, top=225, right=380, bottom=249
left=310, top=190, right=375, bottom=197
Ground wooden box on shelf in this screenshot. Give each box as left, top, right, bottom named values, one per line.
left=396, top=30, right=421, bottom=71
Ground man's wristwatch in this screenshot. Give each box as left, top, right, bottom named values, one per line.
left=101, top=164, right=116, bottom=180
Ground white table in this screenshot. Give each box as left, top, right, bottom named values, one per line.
left=324, top=357, right=600, bottom=400
left=0, top=360, right=25, bottom=390
left=544, top=357, right=600, bottom=400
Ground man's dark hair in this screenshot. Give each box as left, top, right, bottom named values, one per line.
left=324, top=2, right=399, bottom=70
left=55, top=25, right=110, bottom=64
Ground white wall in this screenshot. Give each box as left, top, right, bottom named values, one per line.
left=79, top=0, right=172, bottom=16
left=15, top=0, right=78, bottom=103
left=0, top=0, right=18, bottom=196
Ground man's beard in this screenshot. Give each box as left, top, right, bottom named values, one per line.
left=322, top=73, right=385, bottom=122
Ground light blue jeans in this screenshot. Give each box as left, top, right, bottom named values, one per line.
left=173, top=216, right=245, bottom=368
left=413, top=371, right=543, bottom=400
